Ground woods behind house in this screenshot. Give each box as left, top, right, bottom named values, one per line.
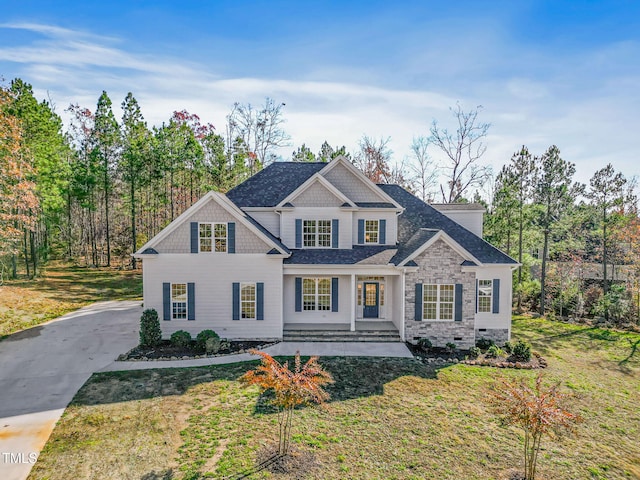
left=1, top=79, right=638, bottom=324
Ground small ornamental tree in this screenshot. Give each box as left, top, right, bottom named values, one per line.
left=492, top=374, right=582, bottom=480
left=241, top=350, right=334, bottom=455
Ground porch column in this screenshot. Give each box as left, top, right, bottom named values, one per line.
left=350, top=274, right=356, bottom=331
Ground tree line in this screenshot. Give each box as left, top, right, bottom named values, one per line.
left=1, top=78, right=638, bottom=324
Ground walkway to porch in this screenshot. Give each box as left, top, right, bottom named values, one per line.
left=283, top=321, right=401, bottom=342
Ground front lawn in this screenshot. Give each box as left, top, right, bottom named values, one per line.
left=28, top=316, right=640, bottom=479
left=0, top=262, right=141, bottom=338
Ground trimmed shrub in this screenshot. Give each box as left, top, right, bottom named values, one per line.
left=139, top=309, right=162, bottom=347
left=205, top=337, right=222, bottom=354
left=170, top=330, right=192, bottom=348
left=468, top=346, right=481, bottom=359
left=196, top=329, right=219, bottom=351
left=446, top=342, right=456, bottom=352
left=503, top=341, right=513, bottom=354
left=513, top=339, right=532, bottom=362
left=486, top=344, right=504, bottom=359
left=417, top=338, right=432, bottom=352
left=476, top=338, right=495, bottom=351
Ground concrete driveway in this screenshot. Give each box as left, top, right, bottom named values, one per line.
left=0, top=301, right=142, bottom=480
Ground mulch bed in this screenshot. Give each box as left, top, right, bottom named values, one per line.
left=406, top=343, right=468, bottom=364
left=119, top=340, right=277, bottom=361
left=406, top=342, right=548, bottom=369
left=462, top=351, right=547, bottom=369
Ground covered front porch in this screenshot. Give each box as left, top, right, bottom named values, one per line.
left=282, top=266, right=406, bottom=341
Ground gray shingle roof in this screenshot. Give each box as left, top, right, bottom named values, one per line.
left=284, top=246, right=394, bottom=264
left=379, top=184, right=517, bottom=265
left=227, top=162, right=326, bottom=207
left=355, top=202, right=397, bottom=208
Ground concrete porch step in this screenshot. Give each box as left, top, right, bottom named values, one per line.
left=283, top=329, right=401, bottom=342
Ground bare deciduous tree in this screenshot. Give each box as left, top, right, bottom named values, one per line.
left=409, top=136, right=438, bottom=202
left=226, top=97, right=291, bottom=174
left=353, top=136, right=393, bottom=184
left=429, top=103, right=491, bottom=203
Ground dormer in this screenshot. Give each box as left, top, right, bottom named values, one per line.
left=430, top=203, right=485, bottom=237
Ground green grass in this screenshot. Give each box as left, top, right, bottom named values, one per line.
left=28, top=316, right=640, bottom=480
left=0, top=262, right=141, bottom=338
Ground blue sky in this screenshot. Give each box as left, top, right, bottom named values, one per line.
left=1, top=0, right=639, bottom=193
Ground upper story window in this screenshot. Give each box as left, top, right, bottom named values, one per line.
left=423, top=284, right=454, bottom=321
left=303, top=220, right=331, bottom=247
left=199, top=222, right=227, bottom=252
left=477, top=279, right=493, bottom=313
left=364, top=220, right=379, bottom=243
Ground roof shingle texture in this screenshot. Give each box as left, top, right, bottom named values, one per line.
left=227, top=162, right=326, bottom=207
left=379, top=184, right=517, bottom=265
left=284, top=246, right=394, bottom=264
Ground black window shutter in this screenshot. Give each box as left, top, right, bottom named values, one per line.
left=295, top=219, right=302, bottom=248
left=358, top=219, right=365, bottom=244
left=379, top=219, right=386, bottom=244
left=232, top=283, right=240, bottom=320
left=190, top=222, right=198, bottom=253
left=257, top=282, right=264, bottom=320
left=332, top=219, right=339, bottom=248
left=475, top=279, right=478, bottom=313
left=187, top=283, right=195, bottom=320
left=228, top=222, right=235, bottom=253
left=455, top=284, right=463, bottom=321
left=414, top=283, right=423, bottom=321
left=295, top=277, right=302, bottom=312
left=163, top=282, right=171, bottom=321
left=492, top=279, right=500, bottom=314
left=331, top=277, right=339, bottom=312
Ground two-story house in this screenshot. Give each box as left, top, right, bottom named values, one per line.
left=134, top=156, right=517, bottom=348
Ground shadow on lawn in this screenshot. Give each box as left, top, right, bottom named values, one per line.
left=70, top=356, right=440, bottom=408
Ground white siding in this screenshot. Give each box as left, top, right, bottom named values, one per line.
left=246, top=211, right=280, bottom=238
left=352, top=211, right=398, bottom=245
left=143, top=254, right=283, bottom=339
left=437, top=210, right=484, bottom=237
left=280, top=207, right=352, bottom=249
left=474, top=266, right=513, bottom=335
left=283, top=274, right=352, bottom=324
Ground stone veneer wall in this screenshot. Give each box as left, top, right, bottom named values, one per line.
left=155, top=200, right=271, bottom=254
left=405, top=239, right=476, bottom=349
left=475, top=328, right=509, bottom=345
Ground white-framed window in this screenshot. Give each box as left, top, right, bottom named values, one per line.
left=423, top=284, right=454, bottom=321
left=303, top=220, right=331, bottom=247
left=199, top=222, right=227, bottom=252
left=241, top=282, right=256, bottom=319
left=364, top=220, right=379, bottom=244
left=478, top=279, right=493, bottom=313
left=171, top=283, right=188, bottom=320
left=302, top=278, right=331, bottom=311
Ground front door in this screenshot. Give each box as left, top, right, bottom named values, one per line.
left=363, top=282, right=379, bottom=318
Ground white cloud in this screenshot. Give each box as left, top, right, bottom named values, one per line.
left=2, top=22, right=639, bottom=191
